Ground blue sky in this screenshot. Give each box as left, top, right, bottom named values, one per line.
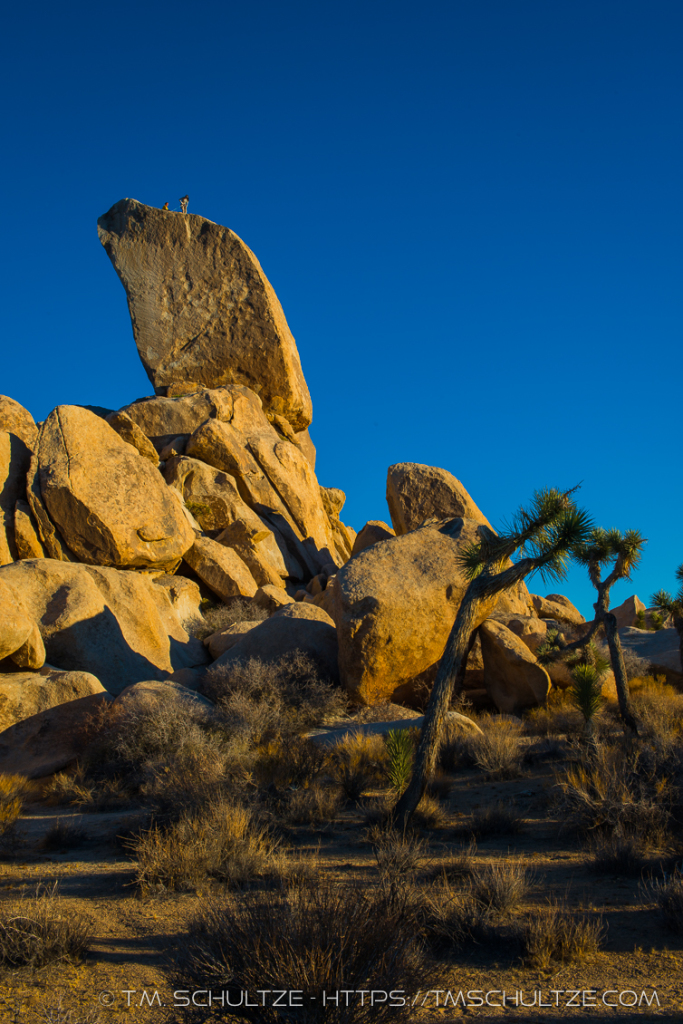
left=2, top=0, right=681, bottom=617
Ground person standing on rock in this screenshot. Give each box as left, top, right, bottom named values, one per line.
left=179, top=195, right=189, bottom=214
left=162, top=202, right=169, bottom=211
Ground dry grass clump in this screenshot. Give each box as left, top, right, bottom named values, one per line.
left=174, top=875, right=428, bottom=1023
left=470, top=716, right=524, bottom=778
left=468, top=860, right=533, bottom=919
left=468, top=801, right=524, bottom=839
left=554, top=742, right=673, bottom=845
left=0, top=883, right=90, bottom=970
left=524, top=687, right=583, bottom=737
left=41, top=819, right=88, bottom=853
left=412, top=793, right=448, bottom=829
left=255, top=735, right=328, bottom=791
left=438, top=720, right=479, bottom=772
left=204, top=652, right=348, bottom=743
left=629, top=676, right=683, bottom=750
left=329, top=733, right=387, bottom=803
left=371, top=829, right=426, bottom=876
left=285, top=785, right=342, bottom=826
left=429, top=840, right=478, bottom=882
left=0, top=774, right=30, bottom=846
left=192, top=597, right=268, bottom=639
left=640, top=871, right=683, bottom=932
left=129, top=799, right=278, bottom=894
left=587, top=828, right=654, bottom=876
left=518, top=902, right=606, bottom=967
left=43, top=768, right=133, bottom=813
left=421, top=883, right=484, bottom=952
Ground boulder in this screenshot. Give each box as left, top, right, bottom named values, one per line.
left=0, top=431, right=32, bottom=564
left=113, top=678, right=216, bottom=718
left=204, top=621, right=261, bottom=660
left=98, top=198, right=313, bottom=431
left=0, top=578, right=45, bottom=669
left=351, top=520, right=395, bottom=557
left=618, top=627, right=682, bottom=685
left=531, top=593, right=585, bottom=625
left=500, top=615, right=548, bottom=654
left=0, top=396, right=38, bottom=449
left=105, top=410, right=159, bottom=464
left=253, top=584, right=295, bottom=614
left=183, top=536, right=258, bottom=602
left=0, top=666, right=106, bottom=732
left=34, top=405, right=195, bottom=570
left=152, top=574, right=204, bottom=631
left=611, top=595, right=647, bottom=630
left=13, top=500, right=45, bottom=559
left=332, top=518, right=501, bottom=705
left=479, top=619, right=552, bottom=713
left=216, top=522, right=286, bottom=590
left=0, top=559, right=209, bottom=695
left=320, top=487, right=355, bottom=562
left=0, top=687, right=112, bottom=778
left=121, top=386, right=237, bottom=453
left=206, top=601, right=339, bottom=687
left=386, top=463, right=492, bottom=535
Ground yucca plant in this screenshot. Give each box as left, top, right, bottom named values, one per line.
left=394, top=486, right=593, bottom=829
left=570, top=663, right=604, bottom=743
left=385, top=729, right=415, bottom=793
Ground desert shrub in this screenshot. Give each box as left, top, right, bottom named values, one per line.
left=371, top=829, right=426, bottom=876
left=438, top=721, right=479, bottom=772
left=468, top=860, right=532, bottom=919
left=192, top=598, right=269, bottom=639
left=518, top=902, right=606, bottom=967
left=628, top=676, right=683, bottom=751
left=413, top=793, right=448, bottom=829
left=0, top=774, right=29, bottom=845
left=0, top=883, right=90, bottom=970
left=470, top=716, right=524, bottom=778
left=421, top=883, right=483, bottom=952
left=130, top=799, right=277, bottom=893
left=554, top=743, right=673, bottom=844
left=43, top=768, right=133, bottom=813
left=595, top=640, right=650, bottom=681
left=329, top=733, right=387, bottom=803
left=41, top=819, right=88, bottom=852
left=205, top=652, right=347, bottom=744
left=285, top=785, right=341, bottom=826
left=254, top=735, right=328, bottom=791
left=174, top=875, right=428, bottom=1022
left=587, top=828, right=652, bottom=876
left=524, top=688, right=583, bottom=737
left=385, top=728, right=415, bottom=793
left=640, top=871, right=683, bottom=932
left=468, top=801, right=524, bottom=839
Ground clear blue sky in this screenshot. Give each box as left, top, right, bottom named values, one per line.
left=2, top=0, right=681, bottom=618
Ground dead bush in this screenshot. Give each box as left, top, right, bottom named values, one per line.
left=371, top=829, right=426, bottom=876
left=254, top=735, right=328, bottom=791
left=192, top=598, right=268, bottom=639
left=205, top=652, right=347, bottom=744
left=421, top=883, right=484, bottom=952
left=470, top=716, right=524, bottom=778
left=129, top=799, right=277, bottom=893
left=554, top=742, right=673, bottom=844
left=468, top=860, right=532, bottom=919
left=0, top=883, right=90, bottom=970
left=629, top=676, right=683, bottom=751
left=468, top=801, right=524, bottom=839
left=518, top=902, right=606, bottom=967
left=173, top=875, right=428, bottom=1023
left=640, top=871, right=683, bottom=932
left=285, top=785, right=341, bottom=826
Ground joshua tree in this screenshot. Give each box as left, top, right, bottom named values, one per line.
left=393, top=487, right=592, bottom=830
left=570, top=528, right=645, bottom=736
left=651, top=563, right=683, bottom=674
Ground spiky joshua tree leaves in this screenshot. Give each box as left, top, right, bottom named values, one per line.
left=651, top=563, right=683, bottom=675
left=393, top=487, right=592, bottom=830
left=570, top=527, right=645, bottom=736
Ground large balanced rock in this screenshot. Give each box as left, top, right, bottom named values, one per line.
left=0, top=395, right=38, bottom=448
left=0, top=667, right=105, bottom=732
left=386, top=463, right=492, bottom=535
left=0, top=684, right=112, bottom=778
left=33, top=406, right=195, bottom=570
left=0, top=560, right=209, bottom=694
left=332, top=519, right=501, bottom=705
left=98, top=199, right=312, bottom=431
left=531, top=593, right=585, bottom=625
left=205, top=602, right=339, bottom=689
left=479, top=619, right=552, bottom=713
left=0, top=431, right=32, bottom=564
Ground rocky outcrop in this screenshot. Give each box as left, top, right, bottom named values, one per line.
left=152, top=575, right=204, bottom=631
left=0, top=560, right=209, bottom=694
left=205, top=602, right=339, bottom=689
left=351, top=520, right=395, bottom=557
left=204, top=621, right=261, bottom=659
left=0, top=431, right=32, bottom=564
left=332, top=518, right=500, bottom=705
left=105, top=410, right=159, bottom=464
left=531, top=593, right=585, bottom=625
left=13, top=500, right=45, bottom=559
left=0, top=395, right=38, bottom=448
left=479, top=619, right=552, bottom=713
left=619, top=627, right=682, bottom=685
left=386, top=463, right=492, bottom=535
left=34, top=406, right=195, bottom=570
left=183, top=536, right=258, bottom=602
left=98, top=199, right=312, bottom=431
left=120, top=386, right=237, bottom=453
left=113, top=679, right=216, bottom=718
left=611, top=595, right=646, bottom=630
left=0, top=578, right=45, bottom=669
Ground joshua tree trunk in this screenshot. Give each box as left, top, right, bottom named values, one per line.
left=598, top=609, right=638, bottom=734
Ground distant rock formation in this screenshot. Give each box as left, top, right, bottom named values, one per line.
left=97, top=198, right=312, bottom=432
